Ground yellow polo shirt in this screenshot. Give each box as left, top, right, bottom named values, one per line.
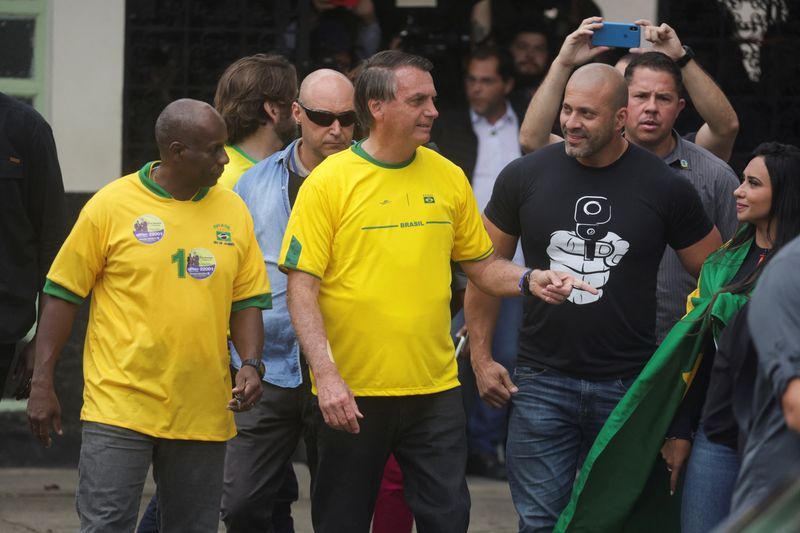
left=279, top=142, right=493, bottom=396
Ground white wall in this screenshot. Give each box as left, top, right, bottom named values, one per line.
left=600, top=0, right=658, bottom=27
left=41, top=0, right=653, bottom=192
left=49, top=0, right=124, bottom=192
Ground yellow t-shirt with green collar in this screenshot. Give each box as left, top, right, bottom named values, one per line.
left=279, top=141, right=493, bottom=396
left=217, top=144, right=257, bottom=189
left=44, top=162, right=271, bottom=441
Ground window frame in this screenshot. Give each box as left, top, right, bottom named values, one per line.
left=0, top=0, right=48, bottom=116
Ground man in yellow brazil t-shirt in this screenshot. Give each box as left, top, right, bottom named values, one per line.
left=26, top=99, right=271, bottom=532
left=279, top=50, right=595, bottom=533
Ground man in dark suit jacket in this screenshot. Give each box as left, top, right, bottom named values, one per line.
left=431, top=46, right=526, bottom=480
left=432, top=47, right=525, bottom=182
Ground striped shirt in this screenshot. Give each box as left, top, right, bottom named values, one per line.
left=655, top=132, right=739, bottom=342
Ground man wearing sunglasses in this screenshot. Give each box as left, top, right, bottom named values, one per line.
left=279, top=50, right=590, bottom=533
left=222, top=68, right=355, bottom=533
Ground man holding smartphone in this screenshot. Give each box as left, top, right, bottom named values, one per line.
left=520, top=18, right=739, bottom=345
left=466, top=18, right=722, bottom=531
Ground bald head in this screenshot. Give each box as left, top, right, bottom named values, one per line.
left=299, top=69, right=354, bottom=108
left=567, top=63, right=629, bottom=112
left=292, top=69, right=356, bottom=171
left=155, top=99, right=226, bottom=156
left=560, top=63, right=629, bottom=165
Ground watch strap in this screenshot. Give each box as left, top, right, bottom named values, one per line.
left=242, top=358, right=266, bottom=379
left=675, top=45, right=695, bottom=68
left=519, top=269, right=534, bottom=296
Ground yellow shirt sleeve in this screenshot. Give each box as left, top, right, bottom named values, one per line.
left=232, top=208, right=272, bottom=308
left=279, top=176, right=335, bottom=278
left=46, top=203, right=107, bottom=298
left=452, top=171, right=494, bottom=262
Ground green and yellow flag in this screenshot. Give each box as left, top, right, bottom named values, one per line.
left=555, top=239, right=753, bottom=533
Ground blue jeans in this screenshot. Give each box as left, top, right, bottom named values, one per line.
left=681, top=426, right=740, bottom=532
left=506, top=367, right=634, bottom=533
left=453, top=298, right=522, bottom=455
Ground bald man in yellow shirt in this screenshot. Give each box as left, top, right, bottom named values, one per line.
left=27, top=99, right=270, bottom=533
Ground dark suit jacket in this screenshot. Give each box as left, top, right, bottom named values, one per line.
left=430, top=102, right=526, bottom=182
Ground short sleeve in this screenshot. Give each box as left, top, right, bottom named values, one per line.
left=232, top=209, right=271, bottom=310
left=484, top=158, right=523, bottom=237
left=452, top=171, right=493, bottom=262
left=45, top=205, right=106, bottom=300
left=665, top=172, right=714, bottom=250
left=279, top=176, right=335, bottom=278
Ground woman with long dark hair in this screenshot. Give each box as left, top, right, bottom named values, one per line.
left=551, top=142, right=800, bottom=533
left=664, top=141, right=800, bottom=533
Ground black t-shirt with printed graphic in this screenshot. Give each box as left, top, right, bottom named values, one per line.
left=485, top=142, right=712, bottom=380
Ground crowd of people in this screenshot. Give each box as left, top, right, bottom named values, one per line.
left=2, top=9, right=799, bottom=533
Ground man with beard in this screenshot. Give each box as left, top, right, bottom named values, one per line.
left=26, top=99, right=270, bottom=532
left=221, top=68, right=356, bottom=532
left=506, top=22, right=552, bottom=110
left=215, top=53, right=298, bottom=189
left=464, top=21, right=722, bottom=529
left=518, top=18, right=739, bottom=345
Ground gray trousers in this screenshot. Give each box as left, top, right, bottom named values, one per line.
left=77, top=422, right=226, bottom=533
left=221, top=376, right=315, bottom=532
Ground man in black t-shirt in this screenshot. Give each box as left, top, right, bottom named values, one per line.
left=464, top=25, right=722, bottom=531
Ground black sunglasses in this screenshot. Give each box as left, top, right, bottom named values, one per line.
left=298, top=102, right=357, bottom=127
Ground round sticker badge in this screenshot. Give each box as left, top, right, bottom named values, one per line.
left=186, top=248, right=217, bottom=280
left=133, top=214, right=165, bottom=244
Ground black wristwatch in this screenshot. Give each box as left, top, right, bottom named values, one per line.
left=518, top=269, right=534, bottom=296
left=241, top=358, right=266, bottom=379
left=675, top=45, right=695, bottom=68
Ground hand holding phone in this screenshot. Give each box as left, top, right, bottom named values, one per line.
left=591, top=22, right=640, bottom=49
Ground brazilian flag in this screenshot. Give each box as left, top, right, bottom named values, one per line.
left=554, top=239, right=753, bottom=533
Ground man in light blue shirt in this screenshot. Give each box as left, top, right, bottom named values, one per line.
left=221, top=68, right=356, bottom=532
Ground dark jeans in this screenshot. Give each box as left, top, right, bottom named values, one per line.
left=506, top=367, right=635, bottom=533
left=220, top=371, right=316, bottom=533
left=312, top=388, right=470, bottom=533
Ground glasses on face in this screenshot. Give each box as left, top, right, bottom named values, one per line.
left=298, top=102, right=357, bottom=128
